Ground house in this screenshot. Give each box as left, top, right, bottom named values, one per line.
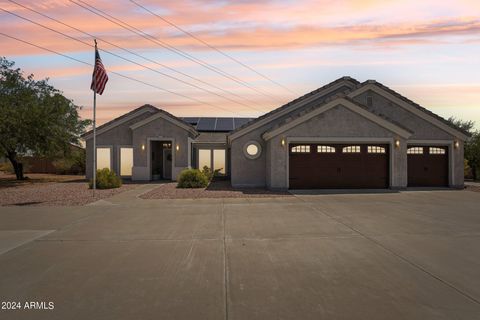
left=82, top=77, right=470, bottom=189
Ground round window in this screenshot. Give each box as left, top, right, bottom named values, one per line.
left=243, top=141, right=262, bottom=159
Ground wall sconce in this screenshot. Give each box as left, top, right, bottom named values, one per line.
left=395, top=140, right=400, bottom=148
left=281, top=138, right=286, bottom=147
left=141, top=144, right=145, bottom=151
left=454, top=141, right=459, bottom=149
left=176, top=144, right=180, bottom=151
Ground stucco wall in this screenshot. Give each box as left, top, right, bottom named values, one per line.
left=265, top=105, right=407, bottom=189
left=85, top=111, right=155, bottom=179
left=230, top=85, right=353, bottom=187
left=453, top=141, right=464, bottom=187
left=231, top=128, right=267, bottom=187
left=131, top=117, right=196, bottom=180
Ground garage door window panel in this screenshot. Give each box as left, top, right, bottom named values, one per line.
left=317, top=146, right=336, bottom=153
left=342, top=146, right=361, bottom=153
left=429, top=147, right=446, bottom=155
left=407, top=147, right=423, bottom=154
left=291, top=145, right=310, bottom=153
left=368, top=146, right=386, bottom=154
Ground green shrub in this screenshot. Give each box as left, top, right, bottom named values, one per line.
left=177, top=168, right=209, bottom=188
left=201, top=166, right=223, bottom=181
left=88, top=168, right=122, bottom=189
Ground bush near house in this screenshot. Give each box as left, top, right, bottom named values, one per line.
left=201, top=166, right=223, bottom=181
left=177, top=169, right=209, bottom=188
left=88, top=168, right=122, bottom=189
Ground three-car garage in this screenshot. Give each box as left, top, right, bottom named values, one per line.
left=288, top=143, right=450, bottom=189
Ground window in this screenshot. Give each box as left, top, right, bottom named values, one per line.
left=96, top=147, right=111, bottom=170
left=119, top=147, right=133, bottom=176
left=317, top=145, right=335, bottom=153
left=429, top=147, right=446, bottom=155
left=247, top=144, right=258, bottom=156
left=368, top=146, right=386, bottom=154
left=199, top=149, right=211, bottom=169
left=291, top=145, right=310, bottom=153
left=407, top=147, right=423, bottom=154
left=342, top=146, right=360, bottom=153
left=366, top=95, right=373, bottom=107
left=243, top=141, right=262, bottom=159
left=213, top=149, right=226, bottom=174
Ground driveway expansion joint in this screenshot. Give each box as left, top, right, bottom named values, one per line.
left=293, top=194, right=480, bottom=306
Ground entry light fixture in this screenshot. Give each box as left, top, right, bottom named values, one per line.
left=176, top=144, right=180, bottom=151
left=454, top=141, right=459, bottom=149
left=281, top=138, right=286, bottom=147
left=141, top=144, right=145, bottom=151
left=395, top=139, right=400, bottom=148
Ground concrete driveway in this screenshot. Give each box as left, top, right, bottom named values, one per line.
left=0, top=189, right=480, bottom=319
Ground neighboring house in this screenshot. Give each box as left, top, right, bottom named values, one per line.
left=82, top=77, right=470, bottom=189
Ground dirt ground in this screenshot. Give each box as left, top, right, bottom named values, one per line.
left=0, top=173, right=137, bottom=206
left=140, top=179, right=291, bottom=199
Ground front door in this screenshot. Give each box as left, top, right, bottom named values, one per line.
left=163, top=149, right=172, bottom=180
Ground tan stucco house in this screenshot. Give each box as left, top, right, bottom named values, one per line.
left=82, top=77, right=470, bottom=189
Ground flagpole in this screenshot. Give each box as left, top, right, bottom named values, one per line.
left=92, top=39, right=97, bottom=197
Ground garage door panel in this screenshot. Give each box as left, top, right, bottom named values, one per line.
left=289, top=144, right=389, bottom=189
left=407, top=146, right=448, bottom=187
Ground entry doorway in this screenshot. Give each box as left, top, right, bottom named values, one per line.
left=150, top=140, right=173, bottom=180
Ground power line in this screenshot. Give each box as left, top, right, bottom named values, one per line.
left=129, top=0, right=297, bottom=95
left=0, top=32, right=245, bottom=115
left=2, top=4, right=264, bottom=114
left=70, top=0, right=285, bottom=104
left=6, top=0, right=264, bottom=112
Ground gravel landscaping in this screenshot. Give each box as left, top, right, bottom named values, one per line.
left=0, top=173, right=138, bottom=206
left=140, top=179, right=291, bottom=199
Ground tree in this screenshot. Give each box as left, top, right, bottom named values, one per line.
left=448, top=117, right=480, bottom=180
left=0, top=57, right=90, bottom=180
left=466, top=132, right=480, bottom=180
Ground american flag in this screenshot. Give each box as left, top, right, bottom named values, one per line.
left=90, top=47, right=108, bottom=95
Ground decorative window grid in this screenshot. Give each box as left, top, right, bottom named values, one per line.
left=407, top=147, right=424, bottom=154
left=429, top=147, right=446, bottom=155
left=291, top=145, right=310, bottom=153
left=342, top=146, right=361, bottom=153
left=317, top=145, right=336, bottom=153
left=367, top=146, right=386, bottom=154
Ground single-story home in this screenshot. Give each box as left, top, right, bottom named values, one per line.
left=82, top=77, right=470, bottom=189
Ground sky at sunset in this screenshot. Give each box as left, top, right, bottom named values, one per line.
left=1, top=0, right=479, bottom=129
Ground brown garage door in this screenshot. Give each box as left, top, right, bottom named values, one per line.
left=289, top=144, right=389, bottom=189
left=407, top=146, right=448, bottom=187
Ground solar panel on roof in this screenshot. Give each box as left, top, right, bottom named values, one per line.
left=196, top=117, right=217, bottom=131
left=233, top=118, right=253, bottom=129
left=181, top=117, right=200, bottom=125
left=215, top=118, right=235, bottom=131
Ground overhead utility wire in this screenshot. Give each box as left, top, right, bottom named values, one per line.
left=70, top=0, right=285, bottom=104
left=0, top=7, right=249, bottom=114
left=6, top=0, right=264, bottom=112
left=129, top=0, right=297, bottom=95
left=0, top=31, right=243, bottom=115
left=2, top=4, right=263, bottom=113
